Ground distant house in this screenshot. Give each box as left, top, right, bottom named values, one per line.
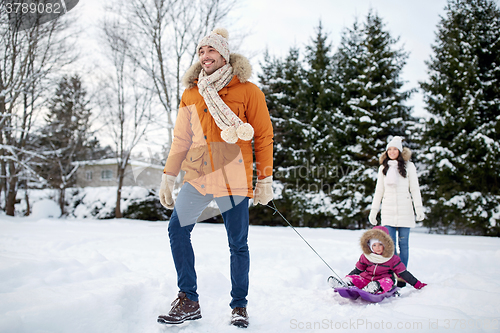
left=74, top=159, right=164, bottom=189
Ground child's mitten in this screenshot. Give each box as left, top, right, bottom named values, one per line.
left=415, top=281, right=427, bottom=289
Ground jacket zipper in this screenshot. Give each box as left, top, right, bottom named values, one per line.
left=372, top=264, right=378, bottom=281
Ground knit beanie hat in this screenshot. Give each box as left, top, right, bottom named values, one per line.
left=369, top=226, right=388, bottom=253
left=386, top=136, right=403, bottom=152
left=369, top=238, right=383, bottom=253
left=197, top=28, right=230, bottom=63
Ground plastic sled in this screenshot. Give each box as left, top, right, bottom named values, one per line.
left=334, top=286, right=400, bottom=303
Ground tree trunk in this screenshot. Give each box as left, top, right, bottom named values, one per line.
left=0, top=153, right=6, bottom=211
left=0, top=94, right=6, bottom=211
left=59, top=187, right=65, bottom=216
left=115, top=167, right=125, bottom=218
left=24, top=186, right=30, bottom=216
left=5, top=162, right=18, bottom=216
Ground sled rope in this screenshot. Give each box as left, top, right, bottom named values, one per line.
left=266, top=200, right=348, bottom=287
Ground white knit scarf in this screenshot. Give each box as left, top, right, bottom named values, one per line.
left=197, top=64, right=254, bottom=144
left=385, top=160, right=399, bottom=186
left=364, top=253, right=392, bottom=264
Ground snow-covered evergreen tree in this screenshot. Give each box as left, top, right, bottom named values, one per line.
left=259, top=47, right=317, bottom=226
left=296, top=22, right=343, bottom=226
left=259, top=24, right=340, bottom=227
left=36, top=75, right=102, bottom=215
left=259, top=48, right=306, bottom=173
left=257, top=49, right=307, bottom=225
left=420, top=0, right=500, bottom=235
left=329, top=11, right=415, bottom=228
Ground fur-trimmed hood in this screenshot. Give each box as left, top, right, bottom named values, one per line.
left=360, top=227, right=395, bottom=258
left=182, top=53, right=252, bottom=89
left=379, top=147, right=412, bottom=165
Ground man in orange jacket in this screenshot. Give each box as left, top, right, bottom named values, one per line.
left=157, top=28, right=274, bottom=328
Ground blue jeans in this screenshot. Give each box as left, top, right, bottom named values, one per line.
left=385, top=226, right=410, bottom=268
left=168, top=182, right=249, bottom=309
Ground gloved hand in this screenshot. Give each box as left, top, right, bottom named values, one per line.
left=253, top=176, right=273, bottom=206
left=369, top=210, right=378, bottom=225
left=159, top=174, right=176, bottom=209
left=415, top=281, right=427, bottom=289
left=415, top=207, right=426, bottom=221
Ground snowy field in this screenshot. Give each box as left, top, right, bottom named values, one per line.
left=1, top=213, right=500, bottom=333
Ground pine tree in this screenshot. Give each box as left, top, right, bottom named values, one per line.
left=303, top=22, right=339, bottom=181
left=258, top=23, right=340, bottom=227
left=258, top=48, right=313, bottom=226
left=304, top=22, right=336, bottom=114
left=297, top=22, right=340, bottom=226
left=37, top=75, right=99, bottom=215
left=420, top=0, right=500, bottom=235
left=259, top=48, right=306, bottom=170
left=329, top=11, right=414, bottom=228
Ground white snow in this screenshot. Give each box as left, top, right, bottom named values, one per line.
left=1, top=210, right=500, bottom=333
left=359, top=116, right=373, bottom=123
left=30, top=199, right=61, bottom=219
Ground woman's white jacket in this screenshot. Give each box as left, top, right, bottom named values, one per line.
left=370, top=148, right=424, bottom=228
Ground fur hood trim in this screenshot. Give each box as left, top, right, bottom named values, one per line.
left=379, top=147, right=412, bottom=164
left=182, top=53, right=252, bottom=89
left=360, top=228, right=395, bottom=258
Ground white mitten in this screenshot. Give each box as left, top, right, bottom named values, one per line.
left=159, top=174, right=176, bottom=209
left=253, top=176, right=273, bottom=206
left=369, top=210, right=378, bottom=225
left=415, top=207, right=425, bottom=221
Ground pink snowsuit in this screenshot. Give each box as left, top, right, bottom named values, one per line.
left=346, top=254, right=407, bottom=292
left=346, top=226, right=420, bottom=293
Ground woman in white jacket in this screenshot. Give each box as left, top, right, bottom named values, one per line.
left=369, top=136, right=424, bottom=269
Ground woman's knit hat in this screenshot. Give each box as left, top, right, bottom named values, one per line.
left=197, top=28, right=230, bottom=63
left=386, top=136, right=403, bottom=152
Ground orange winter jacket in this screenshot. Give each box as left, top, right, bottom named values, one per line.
left=163, top=53, right=273, bottom=198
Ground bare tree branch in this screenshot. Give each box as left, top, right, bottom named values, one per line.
left=0, top=11, right=79, bottom=215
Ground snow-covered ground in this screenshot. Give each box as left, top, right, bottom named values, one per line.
left=1, top=211, right=499, bottom=333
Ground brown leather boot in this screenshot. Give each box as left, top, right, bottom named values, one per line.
left=231, top=307, right=249, bottom=328
left=157, top=292, right=201, bottom=324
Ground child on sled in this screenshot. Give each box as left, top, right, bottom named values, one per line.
left=328, top=226, right=426, bottom=294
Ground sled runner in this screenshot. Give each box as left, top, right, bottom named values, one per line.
left=334, top=286, right=399, bottom=303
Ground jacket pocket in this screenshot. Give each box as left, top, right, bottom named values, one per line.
left=183, top=146, right=207, bottom=178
